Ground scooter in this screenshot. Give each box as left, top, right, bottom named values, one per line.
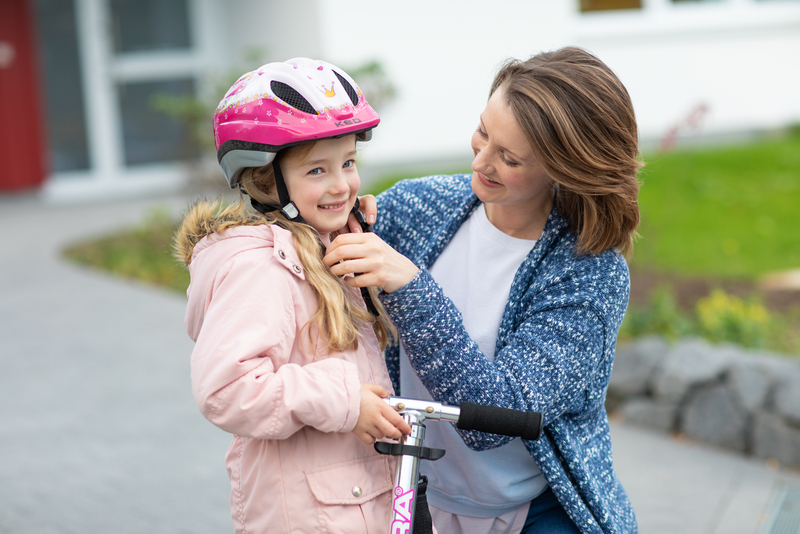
left=375, top=397, right=543, bottom=534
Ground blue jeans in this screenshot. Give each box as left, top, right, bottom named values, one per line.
left=520, top=487, right=581, bottom=534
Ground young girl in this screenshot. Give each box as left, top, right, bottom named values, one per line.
left=175, top=58, right=411, bottom=534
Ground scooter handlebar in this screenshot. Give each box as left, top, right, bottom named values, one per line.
left=456, top=402, right=543, bottom=441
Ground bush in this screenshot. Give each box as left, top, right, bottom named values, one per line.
left=620, top=286, right=797, bottom=354
left=695, top=289, right=772, bottom=350
left=63, top=206, right=189, bottom=293
left=619, top=287, right=693, bottom=342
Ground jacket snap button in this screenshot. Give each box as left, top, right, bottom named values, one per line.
left=351, top=486, right=362, bottom=497
left=292, top=264, right=301, bottom=273
left=278, top=250, right=286, bottom=259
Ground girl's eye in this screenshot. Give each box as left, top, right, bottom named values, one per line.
left=343, top=159, right=355, bottom=169
left=308, top=167, right=323, bottom=176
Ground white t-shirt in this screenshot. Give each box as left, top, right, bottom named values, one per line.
left=399, top=203, right=547, bottom=530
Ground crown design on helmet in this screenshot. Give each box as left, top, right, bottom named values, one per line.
left=319, top=82, right=336, bottom=98
left=213, top=58, right=380, bottom=189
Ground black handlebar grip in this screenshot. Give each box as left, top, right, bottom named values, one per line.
left=457, top=402, right=543, bottom=441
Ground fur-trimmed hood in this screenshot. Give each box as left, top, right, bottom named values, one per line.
left=174, top=200, right=260, bottom=268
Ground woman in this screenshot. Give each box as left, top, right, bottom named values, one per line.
left=326, top=46, right=640, bottom=534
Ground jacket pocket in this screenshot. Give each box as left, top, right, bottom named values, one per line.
left=305, top=455, right=394, bottom=533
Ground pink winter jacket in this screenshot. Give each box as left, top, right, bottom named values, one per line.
left=182, top=222, right=397, bottom=534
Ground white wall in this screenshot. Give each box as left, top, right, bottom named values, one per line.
left=572, top=0, right=800, bottom=147
left=316, top=0, right=572, bottom=173
left=199, top=0, right=324, bottom=96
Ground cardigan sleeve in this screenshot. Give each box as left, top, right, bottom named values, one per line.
left=373, top=182, right=404, bottom=250
left=379, top=267, right=608, bottom=451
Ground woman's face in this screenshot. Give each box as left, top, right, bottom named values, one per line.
left=470, top=85, right=553, bottom=214
left=283, top=135, right=360, bottom=236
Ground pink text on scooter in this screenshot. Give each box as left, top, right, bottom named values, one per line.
left=390, top=486, right=415, bottom=534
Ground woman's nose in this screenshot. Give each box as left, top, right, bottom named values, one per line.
left=472, top=144, right=491, bottom=174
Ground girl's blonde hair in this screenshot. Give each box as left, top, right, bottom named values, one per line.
left=177, top=139, right=396, bottom=353
left=490, top=46, right=641, bottom=257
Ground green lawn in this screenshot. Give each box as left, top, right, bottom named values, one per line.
left=63, top=208, right=190, bottom=294
left=633, top=131, right=800, bottom=279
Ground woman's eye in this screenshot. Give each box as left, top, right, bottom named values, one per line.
left=500, top=154, right=519, bottom=167
left=476, top=126, right=488, bottom=138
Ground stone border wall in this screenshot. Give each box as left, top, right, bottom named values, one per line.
left=608, top=336, right=800, bottom=467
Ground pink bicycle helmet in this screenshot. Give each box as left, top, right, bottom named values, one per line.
left=213, top=57, right=379, bottom=220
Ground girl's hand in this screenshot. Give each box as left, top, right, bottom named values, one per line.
left=324, top=233, right=419, bottom=294
left=352, top=383, right=412, bottom=444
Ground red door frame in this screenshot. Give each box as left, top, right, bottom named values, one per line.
left=0, top=0, right=47, bottom=191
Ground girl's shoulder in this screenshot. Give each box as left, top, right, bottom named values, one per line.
left=182, top=223, right=307, bottom=343
left=189, top=223, right=304, bottom=280
left=194, top=223, right=277, bottom=252
left=176, top=200, right=298, bottom=266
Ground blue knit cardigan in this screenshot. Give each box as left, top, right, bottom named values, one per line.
left=374, top=174, right=637, bottom=534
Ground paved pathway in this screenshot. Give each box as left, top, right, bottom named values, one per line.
left=1, top=191, right=798, bottom=533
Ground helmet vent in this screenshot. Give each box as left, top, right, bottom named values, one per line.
left=270, top=81, right=317, bottom=115
left=333, top=71, right=360, bottom=107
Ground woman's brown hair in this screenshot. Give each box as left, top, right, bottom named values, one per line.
left=490, top=46, right=641, bottom=257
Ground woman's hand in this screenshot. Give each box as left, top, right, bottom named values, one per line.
left=352, top=383, right=412, bottom=444
left=334, top=194, right=378, bottom=235
left=324, top=232, right=419, bottom=294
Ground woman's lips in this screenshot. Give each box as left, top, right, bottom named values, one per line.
left=476, top=171, right=503, bottom=188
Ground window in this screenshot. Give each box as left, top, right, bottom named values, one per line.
left=34, top=0, right=89, bottom=172
left=110, top=0, right=191, bottom=54
left=580, top=0, right=642, bottom=12
left=110, top=0, right=199, bottom=167
left=117, top=78, right=199, bottom=165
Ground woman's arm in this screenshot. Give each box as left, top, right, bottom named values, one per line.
left=381, top=267, right=609, bottom=450
left=324, top=241, right=610, bottom=450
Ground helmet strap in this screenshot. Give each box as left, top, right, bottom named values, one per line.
left=271, top=152, right=303, bottom=222
left=250, top=179, right=380, bottom=318
left=249, top=197, right=284, bottom=217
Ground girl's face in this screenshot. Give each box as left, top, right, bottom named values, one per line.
left=283, top=135, right=360, bottom=236
left=470, top=85, right=553, bottom=213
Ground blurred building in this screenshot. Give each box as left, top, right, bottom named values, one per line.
left=2, top=0, right=799, bottom=201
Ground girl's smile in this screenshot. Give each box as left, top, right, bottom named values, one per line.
left=318, top=201, right=347, bottom=211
